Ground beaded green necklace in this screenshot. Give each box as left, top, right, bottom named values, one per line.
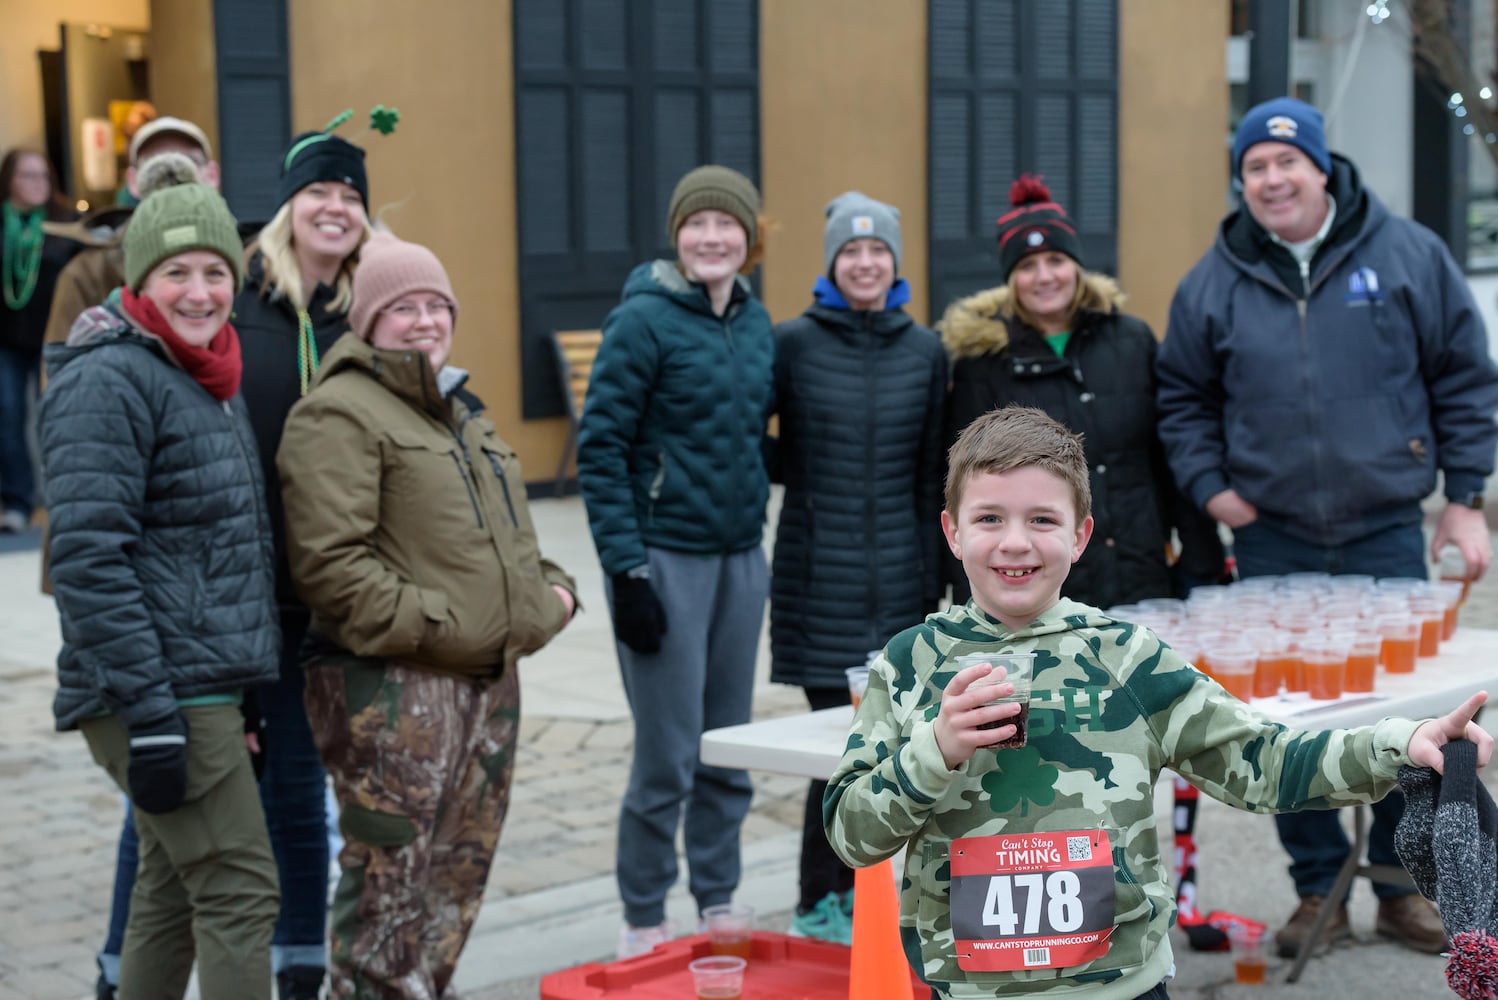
left=3, top=203, right=44, bottom=311
left=297, top=309, right=320, bottom=395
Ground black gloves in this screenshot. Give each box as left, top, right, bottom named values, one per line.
left=611, top=570, right=668, bottom=654
left=242, top=689, right=268, bottom=783
left=127, top=712, right=190, bottom=814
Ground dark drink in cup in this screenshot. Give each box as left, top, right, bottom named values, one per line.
left=979, top=701, right=1028, bottom=749
left=957, top=652, right=1033, bottom=750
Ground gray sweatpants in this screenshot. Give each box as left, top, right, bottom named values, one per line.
left=609, top=545, right=768, bottom=927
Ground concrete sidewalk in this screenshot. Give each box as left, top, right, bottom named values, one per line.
left=3, top=494, right=1498, bottom=999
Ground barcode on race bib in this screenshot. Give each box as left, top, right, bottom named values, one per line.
left=1024, top=947, right=1051, bottom=966
left=1067, top=836, right=1091, bottom=862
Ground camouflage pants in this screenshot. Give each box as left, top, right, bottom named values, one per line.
left=305, top=658, right=521, bottom=1000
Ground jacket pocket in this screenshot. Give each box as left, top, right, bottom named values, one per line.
left=386, top=428, right=483, bottom=530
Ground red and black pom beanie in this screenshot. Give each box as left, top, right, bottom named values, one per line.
left=995, top=175, right=1083, bottom=281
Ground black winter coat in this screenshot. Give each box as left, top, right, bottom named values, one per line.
left=769, top=295, right=947, bottom=690
left=41, top=302, right=279, bottom=731
left=1, top=217, right=80, bottom=359
left=235, top=253, right=350, bottom=609
left=940, top=275, right=1223, bottom=610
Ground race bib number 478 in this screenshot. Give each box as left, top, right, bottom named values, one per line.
left=950, top=830, right=1116, bottom=972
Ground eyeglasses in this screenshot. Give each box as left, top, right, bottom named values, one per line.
left=380, top=300, right=455, bottom=321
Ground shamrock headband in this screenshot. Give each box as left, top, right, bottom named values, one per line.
left=276, top=106, right=400, bottom=211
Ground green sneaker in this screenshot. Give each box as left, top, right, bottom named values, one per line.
left=788, top=891, right=853, bottom=946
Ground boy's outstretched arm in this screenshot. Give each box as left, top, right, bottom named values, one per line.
left=1408, top=691, right=1493, bottom=773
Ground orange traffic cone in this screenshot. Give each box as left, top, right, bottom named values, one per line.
left=848, top=858, right=916, bottom=1000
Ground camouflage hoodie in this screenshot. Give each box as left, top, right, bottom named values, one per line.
left=825, top=598, right=1421, bottom=999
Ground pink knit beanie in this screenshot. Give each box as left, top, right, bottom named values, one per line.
left=349, top=232, right=459, bottom=341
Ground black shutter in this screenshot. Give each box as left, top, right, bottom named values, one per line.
left=213, top=0, right=291, bottom=226
left=927, top=0, right=1117, bottom=318
left=515, top=0, right=760, bottom=419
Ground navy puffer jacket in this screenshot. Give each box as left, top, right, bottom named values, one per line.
left=769, top=281, right=947, bottom=689
left=578, top=260, right=775, bottom=577
left=41, top=301, right=279, bottom=731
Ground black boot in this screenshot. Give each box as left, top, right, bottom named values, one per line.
left=95, top=975, right=117, bottom=1000
left=276, top=965, right=325, bottom=1000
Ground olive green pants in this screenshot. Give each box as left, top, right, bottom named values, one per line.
left=81, top=703, right=280, bottom=1000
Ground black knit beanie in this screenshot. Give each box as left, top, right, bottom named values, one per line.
left=994, top=175, right=1083, bottom=281
left=1395, top=739, right=1498, bottom=999
left=275, top=132, right=368, bottom=210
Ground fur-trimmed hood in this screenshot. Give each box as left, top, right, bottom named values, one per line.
left=938, top=271, right=1126, bottom=359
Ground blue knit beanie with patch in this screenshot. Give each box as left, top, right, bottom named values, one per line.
left=1231, top=97, right=1331, bottom=178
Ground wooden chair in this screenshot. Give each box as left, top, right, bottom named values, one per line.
left=550, top=329, right=603, bottom=495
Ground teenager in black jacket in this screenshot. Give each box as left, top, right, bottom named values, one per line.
left=939, top=176, right=1223, bottom=609
left=769, top=191, right=946, bottom=942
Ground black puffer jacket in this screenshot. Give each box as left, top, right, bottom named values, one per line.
left=941, top=274, right=1223, bottom=610
left=769, top=286, right=947, bottom=689
left=235, top=252, right=350, bottom=609
left=41, top=300, right=279, bottom=731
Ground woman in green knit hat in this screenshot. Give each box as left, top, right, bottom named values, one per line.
left=38, top=157, right=281, bottom=1000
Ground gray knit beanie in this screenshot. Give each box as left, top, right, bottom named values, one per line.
left=823, top=191, right=902, bottom=274
left=1395, top=739, right=1498, bottom=998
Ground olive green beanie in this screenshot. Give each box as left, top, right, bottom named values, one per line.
left=665, top=165, right=760, bottom=249
left=123, top=168, right=243, bottom=292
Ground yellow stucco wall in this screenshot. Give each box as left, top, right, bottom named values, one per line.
left=1117, top=0, right=1230, bottom=336
left=759, top=0, right=929, bottom=327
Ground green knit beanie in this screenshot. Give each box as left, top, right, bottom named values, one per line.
left=123, top=176, right=243, bottom=292
left=665, top=165, right=760, bottom=249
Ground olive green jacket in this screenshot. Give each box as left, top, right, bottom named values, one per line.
left=277, top=334, right=575, bottom=677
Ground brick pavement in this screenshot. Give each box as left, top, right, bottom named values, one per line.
left=6, top=501, right=1498, bottom=998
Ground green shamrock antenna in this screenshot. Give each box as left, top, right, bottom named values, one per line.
left=369, top=105, right=400, bottom=135
left=322, top=108, right=354, bottom=132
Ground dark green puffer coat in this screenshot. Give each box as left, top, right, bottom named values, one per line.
left=577, top=260, right=775, bottom=577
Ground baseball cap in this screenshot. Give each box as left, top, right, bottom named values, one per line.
left=128, top=116, right=213, bottom=164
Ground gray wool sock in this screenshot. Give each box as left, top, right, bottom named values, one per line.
left=1394, top=764, right=1442, bottom=902
left=1432, top=740, right=1498, bottom=938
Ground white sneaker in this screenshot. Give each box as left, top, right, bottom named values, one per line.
left=617, top=920, right=672, bottom=959
left=0, top=510, right=26, bottom=533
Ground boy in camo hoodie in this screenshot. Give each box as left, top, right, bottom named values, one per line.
left=825, top=405, right=1491, bottom=1000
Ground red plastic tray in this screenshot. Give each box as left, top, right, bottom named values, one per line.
left=540, top=930, right=929, bottom=999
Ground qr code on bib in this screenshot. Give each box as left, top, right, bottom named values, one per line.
left=1067, top=836, right=1092, bottom=862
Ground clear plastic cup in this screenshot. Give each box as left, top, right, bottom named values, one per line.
left=701, top=902, right=754, bottom=960
left=1439, top=544, right=1472, bottom=605
left=1436, top=580, right=1465, bottom=640
left=1204, top=643, right=1257, bottom=701
left=1377, top=613, right=1419, bottom=674
left=1230, top=924, right=1268, bottom=985
left=1301, top=636, right=1348, bottom=700
left=844, top=666, right=870, bottom=708
left=689, top=955, right=746, bottom=999
left=1254, top=633, right=1294, bottom=699
left=1409, top=596, right=1445, bottom=657
left=1345, top=632, right=1381, bottom=693
left=955, top=652, right=1034, bottom=749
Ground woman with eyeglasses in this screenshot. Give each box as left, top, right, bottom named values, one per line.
left=276, top=232, right=577, bottom=998
left=0, top=148, right=77, bottom=533
left=233, top=128, right=372, bottom=1000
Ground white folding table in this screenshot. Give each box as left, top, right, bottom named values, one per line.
left=700, top=627, right=1498, bottom=983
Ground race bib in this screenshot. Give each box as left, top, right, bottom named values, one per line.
left=951, top=830, right=1116, bottom=972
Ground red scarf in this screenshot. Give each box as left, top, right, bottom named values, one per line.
left=121, top=286, right=243, bottom=401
